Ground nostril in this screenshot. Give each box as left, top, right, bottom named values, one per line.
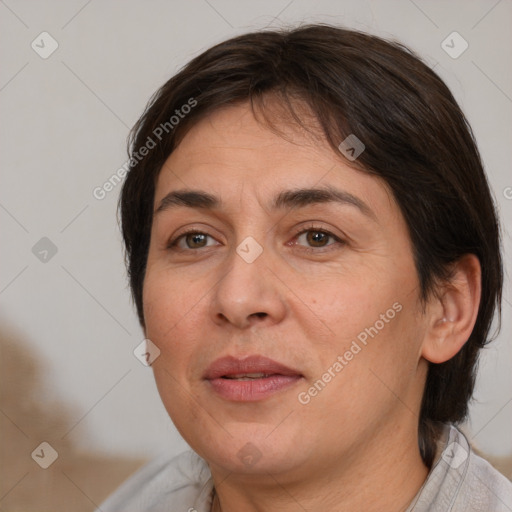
left=252, top=312, right=267, bottom=319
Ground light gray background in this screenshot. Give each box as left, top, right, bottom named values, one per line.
left=1, top=0, right=511, bottom=468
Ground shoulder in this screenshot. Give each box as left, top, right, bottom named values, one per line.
left=457, top=443, right=512, bottom=511
left=99, top=450, right=213, bottom=512
left=410, top=424, right=512, bottom=511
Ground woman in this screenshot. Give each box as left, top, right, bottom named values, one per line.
left=101, top=24, right=512, bottom=511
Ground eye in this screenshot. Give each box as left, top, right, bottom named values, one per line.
left=168, top=230, right=219, bottom=250
left=293, top=226, right=344, bottom=250
left=167, top=226, right=344, bottom=252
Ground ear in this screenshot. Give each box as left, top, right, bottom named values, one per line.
left=421, top=254, right=481, bottom=364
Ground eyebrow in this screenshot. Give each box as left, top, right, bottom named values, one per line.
left=155, top=186, right=376, bottom=220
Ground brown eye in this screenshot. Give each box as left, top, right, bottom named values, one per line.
left=168, top=231, right=218, bottom=251
left=296, top=229, right=337, bottom=248
left=184, top=233, right=208, bottom=248
left=305, top=231, right=330, bottom=247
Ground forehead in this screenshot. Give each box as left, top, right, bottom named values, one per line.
left=161, top=102, right=330, bottom=175
left=153, top=102, right=395, bottom=218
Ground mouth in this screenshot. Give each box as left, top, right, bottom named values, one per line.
left=221, top=372, right=277, bottom=380
left=204, top=355, right=303, bottom=402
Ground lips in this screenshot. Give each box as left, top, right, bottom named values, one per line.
left=204, top=355, right=303, bottom=401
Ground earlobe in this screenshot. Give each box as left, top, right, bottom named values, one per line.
left=421, top=254, right=482, bottom=364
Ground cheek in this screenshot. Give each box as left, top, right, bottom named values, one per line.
left=366, top=313, right=424, bottom=422
left=142, top=270, right=202, bottom=364
left=143, top=272, right=207, bottom=432
left=304, top=269, right=401, bottom=348
left=303, top=303, right=424, bottom=439
left=305, top=260, right=423, bottom=394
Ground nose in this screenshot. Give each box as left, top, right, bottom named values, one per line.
left=209, top=244, right=287, bottom=330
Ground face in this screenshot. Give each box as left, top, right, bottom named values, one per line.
left=143, top=102, right=429, bottom=480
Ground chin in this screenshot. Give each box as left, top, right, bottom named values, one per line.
left=193, top=423, right=309, bottom=476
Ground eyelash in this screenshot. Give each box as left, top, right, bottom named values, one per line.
left=167, top=224, right=345, bottom=253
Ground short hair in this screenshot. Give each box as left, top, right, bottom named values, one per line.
left=119, top=24, right=503, bottom=467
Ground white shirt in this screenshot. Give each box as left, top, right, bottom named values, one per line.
left=100, top=424, right=512, bottom=511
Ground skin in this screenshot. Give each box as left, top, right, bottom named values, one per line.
left=143, top=101, right=481, bottom=512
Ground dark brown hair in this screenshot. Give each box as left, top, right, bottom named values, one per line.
left=119, top=24, right=502, bottom=467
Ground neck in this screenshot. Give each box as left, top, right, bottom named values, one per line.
left=209, top=420, right=429, bottom=512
